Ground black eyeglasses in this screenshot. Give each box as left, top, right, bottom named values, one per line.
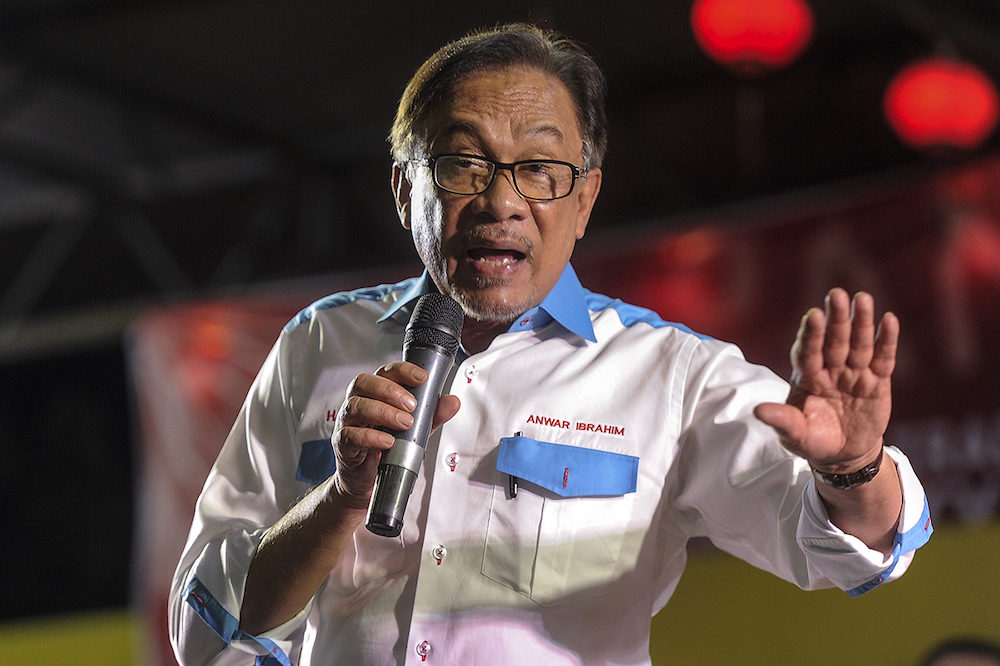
left=411, top=153, right=586, bottom=201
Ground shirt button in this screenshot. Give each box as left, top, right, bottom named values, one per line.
left=445, top=452, right=459, bottom=472
left=432, top=545, right=447, bottom=565
left=416, top=640, right=432, bottom=661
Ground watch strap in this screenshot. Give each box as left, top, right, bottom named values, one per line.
left=811, top=448, right=884, bottom=490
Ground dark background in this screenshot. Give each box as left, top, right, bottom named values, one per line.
left=1, top=0, right=998, bottom=622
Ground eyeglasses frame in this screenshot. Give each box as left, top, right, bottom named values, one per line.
left=410, top=153, right=588, bottom=202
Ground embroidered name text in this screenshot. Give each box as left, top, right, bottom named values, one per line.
left=576, top=421, right=626, bottom=436
left=526, top=414, right=570, bottom=429
left=525, top=414, right=626, bottom=436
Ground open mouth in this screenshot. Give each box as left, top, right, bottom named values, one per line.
left=467, top=247, right=526, bottom=267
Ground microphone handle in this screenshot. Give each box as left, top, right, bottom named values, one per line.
left=365, top=343, right=456, bottom=537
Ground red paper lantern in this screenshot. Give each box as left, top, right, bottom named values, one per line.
left=691, top=0, right=814, bottom=73
left=883, top=57, right=1000, bottom=150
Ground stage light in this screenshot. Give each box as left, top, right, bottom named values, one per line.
left=691, top=0, right=814, bottom=73
left=884, top=56, right=1000, bottom=151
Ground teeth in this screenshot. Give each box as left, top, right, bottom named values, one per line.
left=476, top=255, right=517, bottom=267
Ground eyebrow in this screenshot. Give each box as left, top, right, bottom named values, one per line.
left=525, top=123, right=566, bottom=143
left=438, top=119, right=480, bottom=140
left=437, top=119, right=567, bottom=146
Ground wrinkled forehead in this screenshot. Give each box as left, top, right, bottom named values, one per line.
left=420, top=66, right=584, bottom=154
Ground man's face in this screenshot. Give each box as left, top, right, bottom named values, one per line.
left=394, top=66, right=602, bottom=324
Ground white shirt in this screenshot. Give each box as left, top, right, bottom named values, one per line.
left=169, top=265, right=931, bottom=666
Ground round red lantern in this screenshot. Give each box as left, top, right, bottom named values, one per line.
left=691, top=0, right=814, bottom=73
left=883, top=57, right=1000, bottom=150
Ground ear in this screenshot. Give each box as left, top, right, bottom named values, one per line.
left=573, top=167, right=602, bottom=240
left=392, top=163, right=412, bottom=230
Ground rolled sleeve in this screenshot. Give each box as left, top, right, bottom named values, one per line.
left=168, top=332, right=313, bottom=665
left=796, top=446, right=933, bottom=596
left=180, top=572, right=304, bottom=666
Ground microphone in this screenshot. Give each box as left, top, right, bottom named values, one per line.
left=366, top=293, right=464, bottom=537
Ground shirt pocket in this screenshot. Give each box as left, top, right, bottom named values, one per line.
left=297, top=440, right=405, bottom=594
left=482, top=435, right=639, bottom=607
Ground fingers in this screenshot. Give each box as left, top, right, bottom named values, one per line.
left=342, top=361, right=427, bottom=429
left=836, top=290, right=898, bottom=376
left=794, top=289, right=897, bottom=378
left=791, top=306, right=826, bottom=381
left=822, top=288, right=852, bottom=370
left=332, top=361, right=462, bottom=506
left=433, top=394, right=462, bottom=430
left=754, top=402, right=807, bottom=451
left=845, top=291, right=877, bottom=370
left=334, top=362, right=426, bottom=464
left=380, top=360, right=430, bottom=388
left=331, top=362, right=424, bottom=504
left=871, top=311, right=899, bottom=378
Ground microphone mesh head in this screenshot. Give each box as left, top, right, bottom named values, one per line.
left=404, top=293, right=464, bottom=354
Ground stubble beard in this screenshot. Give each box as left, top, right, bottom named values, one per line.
left=439, top=227, right=539, bottom=325
left=449, top=273, right=539, bottom=324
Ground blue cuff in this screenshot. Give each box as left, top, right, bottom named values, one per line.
left=184, top=575, right=293, bottom=666
left=845, top=495, right=933, bottom=597
left=497, top=435, right=638, bottom=497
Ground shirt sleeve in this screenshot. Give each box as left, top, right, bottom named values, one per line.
left=797, top=446, right=932, bottom=596
left=168, top=331, right=311, bottom=666
left=673, top=338, right=931, bottom=595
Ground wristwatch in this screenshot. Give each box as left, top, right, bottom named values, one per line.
left=811, top=448, right=884, bottom=490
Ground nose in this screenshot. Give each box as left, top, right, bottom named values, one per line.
left=470, top=167, right=530, bottom=221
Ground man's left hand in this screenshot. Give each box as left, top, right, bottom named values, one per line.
left=754, top=288, right=899, bottom=474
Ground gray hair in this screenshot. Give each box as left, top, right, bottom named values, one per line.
left=389, top=23, right=609, bottom=170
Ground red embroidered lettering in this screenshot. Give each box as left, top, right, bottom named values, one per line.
left=527, top=414, right=571, bottom=429
left=327, top=410, right=336, bottom=422
left=563, top=467, right=569, bottom=487
left=574, top=421, right=625, bottom=436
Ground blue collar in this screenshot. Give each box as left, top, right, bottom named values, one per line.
left=378, top=264, right=596, bottom=342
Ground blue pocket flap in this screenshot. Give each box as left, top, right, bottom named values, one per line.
left=297, top=439, right=336, bottom=484
left=497, top=435, right=638, bottom=497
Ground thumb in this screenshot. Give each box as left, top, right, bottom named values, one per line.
left=432, top=394, right=461, bottom=431
left=754, top=402, right=806, bottom=446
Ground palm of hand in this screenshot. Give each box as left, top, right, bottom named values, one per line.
left=755, top=289, right=898, bottom=473
left=784, top=366, right=892, bottom=472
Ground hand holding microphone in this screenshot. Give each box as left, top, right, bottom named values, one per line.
left=329, top=294, right=463, bottom=535
left=365, top=293, right=464, bottom=537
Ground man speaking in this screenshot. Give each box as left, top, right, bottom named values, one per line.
left=170, top=23, right=931, bottom=666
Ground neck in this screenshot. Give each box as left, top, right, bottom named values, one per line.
left=461, top=317, right=513, bottom=355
